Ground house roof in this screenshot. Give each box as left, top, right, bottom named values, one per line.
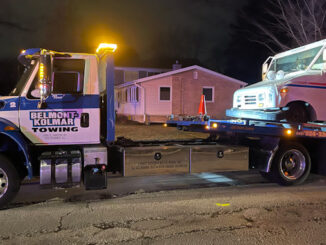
left=115, top=65, right=247, bottom=88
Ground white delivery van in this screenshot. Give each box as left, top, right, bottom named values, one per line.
left=227, top=39, right=326, bottom=123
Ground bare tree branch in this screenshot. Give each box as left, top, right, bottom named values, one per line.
left=246, top=0, right=326, bottom=52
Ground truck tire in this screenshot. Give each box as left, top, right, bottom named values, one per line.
left=271, top=143, right=311, bottom=186
left=0, top=154, right=21, bottom=208
left=286, top=103, right=309, bottom=123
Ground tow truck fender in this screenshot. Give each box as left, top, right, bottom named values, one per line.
left=0, top=119, right=32, bottom=179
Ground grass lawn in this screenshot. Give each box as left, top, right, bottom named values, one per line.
left=115, top=123, right=209, bottom=141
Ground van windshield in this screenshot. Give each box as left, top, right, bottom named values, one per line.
left=269, top=45, right=323, bottom=74
left=9, top=63, right=36, bottom=96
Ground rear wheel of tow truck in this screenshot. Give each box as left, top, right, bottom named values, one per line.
left=271, top=143, right=311, bottom=186
left=0, top=154, right=21, bottom=208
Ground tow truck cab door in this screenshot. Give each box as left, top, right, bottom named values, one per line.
left=19, top=56, right=101, bottom=145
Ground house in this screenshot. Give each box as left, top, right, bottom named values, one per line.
left=115, top=65, right=247, bottom=123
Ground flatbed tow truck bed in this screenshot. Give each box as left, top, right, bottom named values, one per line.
left=165, top=117, right=326, bottom=185
left=166, top=118, right=326, bottom=139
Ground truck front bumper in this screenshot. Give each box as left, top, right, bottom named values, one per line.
left=226, top=108, right=285, bottom=121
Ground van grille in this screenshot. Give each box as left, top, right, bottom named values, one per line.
left=244, top=95, right=257, bottom=105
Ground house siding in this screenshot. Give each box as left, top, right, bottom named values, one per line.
left=170, top=69, right=241, bottom=119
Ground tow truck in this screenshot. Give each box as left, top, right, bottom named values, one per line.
left=0, top=43, right=325, bottom=207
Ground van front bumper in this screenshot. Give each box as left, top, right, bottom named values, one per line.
left=226, top=108, right=285, bottom=121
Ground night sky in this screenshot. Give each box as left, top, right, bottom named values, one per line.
left=0, top=0, right=274, bottom=94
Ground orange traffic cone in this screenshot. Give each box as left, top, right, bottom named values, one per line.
left=198, top=95, right=206, bottom=115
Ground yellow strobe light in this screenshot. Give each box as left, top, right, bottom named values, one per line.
left=96, top=43, right=117, bottom=53
left=39, top=63, right=45, bottom=80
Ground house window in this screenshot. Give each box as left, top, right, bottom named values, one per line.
left=139, top=71, right=147, bottom=79
left=124, top=71, right=139, bottom=82
left=148, top=72, right=160, bottom=77
left=136, top=87, right=139, bottom=101
left=160, top=87, right=171, bottom=101
left=114, top=70, right=124, bottom=85
left=203, top=87, right=214, bottom=102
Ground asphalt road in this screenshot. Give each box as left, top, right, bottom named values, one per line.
left=1, top=171, right=326, bottom=244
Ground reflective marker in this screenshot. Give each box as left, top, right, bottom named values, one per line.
left=216, top=203, right=230, bottom=207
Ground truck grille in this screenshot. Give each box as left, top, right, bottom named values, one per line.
left=244, top=95, right=257, bottom=105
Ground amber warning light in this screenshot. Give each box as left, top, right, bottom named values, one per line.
left=285, top=129, right=293, bottom=136
left=96, top=43, right=117, bottom=53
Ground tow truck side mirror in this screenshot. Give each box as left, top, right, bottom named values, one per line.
left=38, top=52, right=53, bottom=109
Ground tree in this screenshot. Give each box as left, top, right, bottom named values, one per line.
left=249, top=0, right=326, bottom=52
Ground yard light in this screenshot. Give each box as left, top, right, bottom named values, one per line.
left=96, top=43, right=117, bottom=53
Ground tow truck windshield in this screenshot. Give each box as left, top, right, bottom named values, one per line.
left=9, top=63, right=36, bottom=96
left=268, top=45, right=323, bottom=76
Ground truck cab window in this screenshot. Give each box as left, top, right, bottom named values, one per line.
left=52, top=59, right=85, bottom=94
left=27, top=58, right=85, bottom=99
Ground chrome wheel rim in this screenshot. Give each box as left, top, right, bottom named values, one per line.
left=0, top=168, right=8, bottom=198
left=280, top=150, right=306, bottom=180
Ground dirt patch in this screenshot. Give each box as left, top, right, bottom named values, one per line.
left=115, top=123, right=209, bottom=141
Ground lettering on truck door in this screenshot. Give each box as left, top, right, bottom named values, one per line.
left=19, top=58, right=100, bottom=145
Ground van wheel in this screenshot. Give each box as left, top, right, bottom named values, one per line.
left=0, top=155, right=21, bottom=208
left=271, top=143, right=311, bottom=186
left=285, top=103, right=309, bottom=123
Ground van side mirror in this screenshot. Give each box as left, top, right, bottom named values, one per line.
left=38, top=51, right=53, bottom=109
left=262, top=63, right=268, bottom=80
left=262, top=63, right=268, bottom=74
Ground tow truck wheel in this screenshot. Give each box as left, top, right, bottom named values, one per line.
left=0, top=154, right=21, bottom=208
left=285, top=103, right=309, bottom=123
left=271, top=143, right=311, bottom=186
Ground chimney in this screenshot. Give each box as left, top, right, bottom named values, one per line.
left=172, top=60, right=182, bottom=70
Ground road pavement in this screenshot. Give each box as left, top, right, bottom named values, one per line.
left=1, top=171, right=326, bottom=244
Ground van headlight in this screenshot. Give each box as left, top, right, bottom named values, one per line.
left=236, top=95, right=241, bottom=103
left=258, top=93, right=265, bottom=101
